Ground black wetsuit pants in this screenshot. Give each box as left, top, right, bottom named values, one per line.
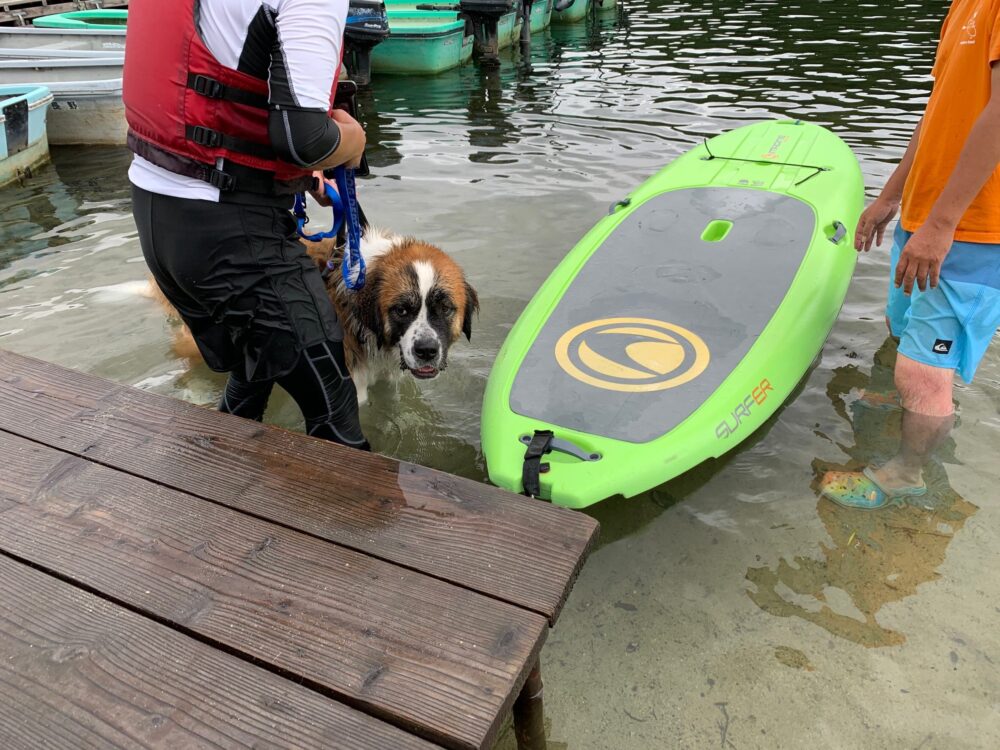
left=219, top=340, right=368, bottom=449
left=132, top=185, right=368, bottom=450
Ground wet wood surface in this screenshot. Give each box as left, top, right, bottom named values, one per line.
left=0, top=350, right=598, bottom=749
left=0, top=349, right=599, bottom=624
left=0, top=556, right=441, bottom=750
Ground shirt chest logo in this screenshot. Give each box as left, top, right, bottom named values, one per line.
left=961, top=9, right=980, bottom=46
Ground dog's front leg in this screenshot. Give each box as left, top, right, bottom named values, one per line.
left=352, top=364, right=370, bottom=406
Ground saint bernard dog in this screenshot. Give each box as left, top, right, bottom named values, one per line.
left=151, top=230, right=479, bottom=405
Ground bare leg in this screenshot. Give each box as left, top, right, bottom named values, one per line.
left=868, top=354, right=954, bottom=491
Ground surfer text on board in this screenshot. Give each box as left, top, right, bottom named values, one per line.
left=822, top=0, right=1000, bottom=510
left=715, top=379, right=774, bottom=440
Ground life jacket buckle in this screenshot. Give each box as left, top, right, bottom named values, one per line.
left=207, top=168, right=235, bottom=191
left=189, top=125, right=221, bottom=148
left=191, top=74, right=224, bottom=99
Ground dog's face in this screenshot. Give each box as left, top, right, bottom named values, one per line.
left=356, top=240, right=479, bottom=379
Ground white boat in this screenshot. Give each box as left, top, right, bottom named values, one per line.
left=1, top=83, right=53, bottom=188
left=44, top=78, right=125, bottom=146
left=0, top=48, right=124, bottom=60
left=0, top=56, right=123, bottom=84
left=0, top=57, right=124, bottom=145
left=0, top=27, right=125, bottom=52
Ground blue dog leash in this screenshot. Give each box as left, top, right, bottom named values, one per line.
left=292, top=166, right=366, bottom=291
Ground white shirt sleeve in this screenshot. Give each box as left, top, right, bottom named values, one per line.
left=271, top=0, right=348, bottom=110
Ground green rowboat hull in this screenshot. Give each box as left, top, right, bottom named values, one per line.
left=373, top=12, right=473, bottom=75
left=529, top=0, right=555, bottom=32
left=552, top=0, right=591, bottom=24
left=33, top=10, right=127, bottom=28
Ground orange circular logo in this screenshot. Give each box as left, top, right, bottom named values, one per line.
left=554, top=317, right=710, bottom=392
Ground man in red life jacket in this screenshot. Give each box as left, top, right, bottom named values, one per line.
left=124, top=0, right=370, bottom=449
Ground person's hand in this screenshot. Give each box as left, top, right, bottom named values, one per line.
left=309, top=171, right=336, bottom=206
left=895, top=220, right=954, bottom=295
left=855, top=195, right=900, bottom=252
left=331, top=109, right=366, bottom=169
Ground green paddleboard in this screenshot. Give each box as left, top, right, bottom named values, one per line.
left=481, top=120, right=864, bottom=508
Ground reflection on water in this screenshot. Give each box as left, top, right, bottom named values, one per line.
left=0, top=0, right=997, bottom=745
left=747, top=339, right=978, bottom=648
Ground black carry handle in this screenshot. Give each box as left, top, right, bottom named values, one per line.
left=331, top=80, right=370, bottom=177
left=522, top=430, right=554, bottom=499
left=829, top=221, right=848, bottom=245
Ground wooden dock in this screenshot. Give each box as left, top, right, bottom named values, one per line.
left=0, top=349, right=599, bottom=750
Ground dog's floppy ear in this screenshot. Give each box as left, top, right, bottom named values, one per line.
left=355, top=270, right=385, bottom=348
left=462, top=280, right=479, bottom=342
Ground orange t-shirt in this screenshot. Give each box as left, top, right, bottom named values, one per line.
left=901, top=0, right=1000, bottom=243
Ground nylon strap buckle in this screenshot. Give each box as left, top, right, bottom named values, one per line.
left=206, top=168, right=235, bottom=191
left=522, top=430, right=554, bottom=499
left=189, top=125, right=222, bottom=148
left=191, top=74, right=224, bottom=99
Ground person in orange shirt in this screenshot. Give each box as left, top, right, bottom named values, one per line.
left=822, top=0, right=1000, bottom=509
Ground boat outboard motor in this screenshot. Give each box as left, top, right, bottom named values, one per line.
left=344, top=0, right=390, bottom=88
left=416, top=0, right=512, bottom=66
left=459, top=0, right=514, bottom=67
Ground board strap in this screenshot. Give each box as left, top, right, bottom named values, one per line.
left=522, top=430, right=554, bottom=499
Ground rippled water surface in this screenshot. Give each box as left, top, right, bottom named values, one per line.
left=2, top=1, right=998, bottom=747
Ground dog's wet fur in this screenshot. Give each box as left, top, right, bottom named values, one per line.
left=153, top=228, right=478, bottom=404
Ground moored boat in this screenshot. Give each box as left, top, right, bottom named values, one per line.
left=373, top=11, right=473, bottom=74
left=0, top=56, right=124, bottom=145
left=385, top=0, right=522, bottom=49
left=0, top=27, right=126, bottom=53
left=0, top=56, right=123, bottom=87
left=525, top=0, right=555, bottom=33
left=0, top=83, right=53, bottom=188
left=32, top=10, right=128, bottom=29
left=551, top=0, right=591, bottom=24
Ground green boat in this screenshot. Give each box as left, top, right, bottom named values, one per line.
left=373, top=11, right=473, bottom=74
left=480, top=121, right=864, bottom=508
left=33, top=10, right=127, bottom=29
left=551, top=0, right=591, bottom=24
left=384, top=1, right=522, bottom=49
left=526, top=0, right=555, bottom=32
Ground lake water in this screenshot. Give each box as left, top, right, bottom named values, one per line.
left=2, top=0, right=998, bottom=747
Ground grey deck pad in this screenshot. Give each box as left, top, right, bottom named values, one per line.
left=509, top=187, right=816, bottom=444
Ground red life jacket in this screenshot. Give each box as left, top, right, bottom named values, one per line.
left=123, top=0, right=338, bottom=195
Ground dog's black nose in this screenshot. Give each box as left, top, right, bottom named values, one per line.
left=414, top=338, right=439, bottom=362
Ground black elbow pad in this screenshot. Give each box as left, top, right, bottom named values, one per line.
left=268, top=107, right=341, bottom=168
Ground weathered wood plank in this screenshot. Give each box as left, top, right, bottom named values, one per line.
left=0, top=349, right=598, bottom=623
left=0, top=431, right=548, bottom=750
left=0, top=555, right=441, bottom=750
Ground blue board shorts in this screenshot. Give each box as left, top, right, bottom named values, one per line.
left=886, top=224, right=1000, bottom=383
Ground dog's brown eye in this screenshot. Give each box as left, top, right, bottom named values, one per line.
left=391, top=304, right=410, bottom=317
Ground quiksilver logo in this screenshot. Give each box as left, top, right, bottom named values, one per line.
left=933, top=339, right=953, bottom=355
